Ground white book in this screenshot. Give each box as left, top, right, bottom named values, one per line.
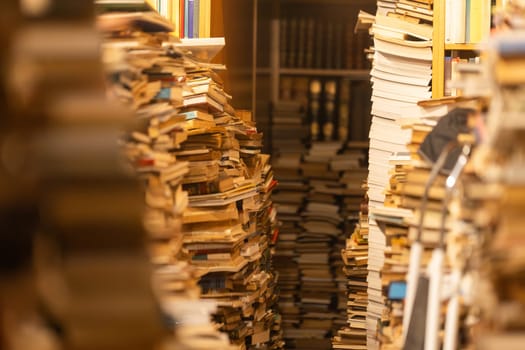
left=372, top=76, right=431, bottom=92
left=445, top=0, right=467, bottom=43
left=373, top=87, right=431, bottom=104
left=371, top=68, right=431, bottom=87
left=374, top=60, right=432, bottom=79
left=375, top=50, right=432, bottom=70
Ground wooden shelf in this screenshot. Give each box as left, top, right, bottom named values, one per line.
left=279, top=68, right=370, bottom=79
left=445, top=43, right=480, bottom=51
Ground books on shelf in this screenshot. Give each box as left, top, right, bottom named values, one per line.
left=279, top=15, right=371, bottom=71
left=445, top=0, right=491, bottom=44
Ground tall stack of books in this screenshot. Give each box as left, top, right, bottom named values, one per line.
left=98, top=5, right=238, bottom=350
left=270, top=78, right=310, bottom=346
left=333, top=144, right=370, bottom=335
left=474, top=30, right=525, bottom=349
left=177, top=59, right=283, bottom=350
left=295, top=141, right=343, bottom=348
left=366, top=5, right=433, bottom=349
left=98, top=3, right=284, bottom=350
left=4, top=2, right=176, bottom=348
left=332, top=194, right=369, bottom=350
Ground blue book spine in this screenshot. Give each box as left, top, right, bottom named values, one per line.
left=187, top=0, right=195, bottom=38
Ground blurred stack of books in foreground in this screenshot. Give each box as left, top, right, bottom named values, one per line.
left=472, top=11, right=525, bottom=348
left=98, top=2, right=283, bottom=350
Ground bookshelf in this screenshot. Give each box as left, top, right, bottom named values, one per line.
left=432, top=0, right=492, bottom=98
left=269, top=1, right=375, bottom=103
left=266, top=0, right=376, bottom=143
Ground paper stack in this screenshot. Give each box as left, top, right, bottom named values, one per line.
left=366, top=8, right=433, bottom=349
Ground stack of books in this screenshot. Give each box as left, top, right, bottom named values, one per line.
left=98, top=3, right=284, bottom=350
left=474, top=30, right=525, bottom=349
left=295, top=141, right=344, bottom=347
left=270, top=84, right=310, bottom=345
left=332, top=195, right=370, bottom=350
left=10, top=2, right=178, bottom=348
left=366, top=7, right=433, bottom=349
left=177, top=75, right=282, bottom=350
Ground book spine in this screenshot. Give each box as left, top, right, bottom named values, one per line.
left=279, top=18, right=288, bottom=68
left=187, top=0, right=195, bottom=38
left=324, top=21, right=334, bottom=69
left=344, top=22, right=354, bottom=69
left=314, top=20, right=324, bottom=69
left=448, top=0, right=466, bottom=43
left=204, top=0, right=211, bottom=37
left=333, top=21, right=343, bottom=70
left=193, top=0, right=200, bottom=38
left=305, top=18, right=315, bottom=68
left=465, top=0, right=472, bottom=43
left=288, top=17, right=298, bottom=68
left=296, top=17, right=306, bottom=68
left=182, top=0, right=187, bottom=38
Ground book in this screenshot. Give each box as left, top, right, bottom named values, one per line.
left=468, top=0, right=491, bottom=44
left=445, top=0, right=467, bottom=43
left=199, top=0, right=211, bottom=38
left=375, top=13, right=433, bottom=41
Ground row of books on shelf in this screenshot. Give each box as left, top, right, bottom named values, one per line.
left=445, top=0, right=492, bottom=44
left=279, top=16, right=371, bottom=70
left=149, top=0, right=213, bottom=38
left=274, top=76, right=372, bottom=145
